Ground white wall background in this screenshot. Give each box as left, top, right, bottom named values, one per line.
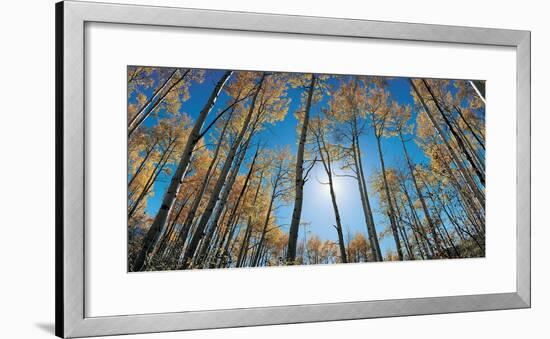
left=0, top=0, right=547, bottom=338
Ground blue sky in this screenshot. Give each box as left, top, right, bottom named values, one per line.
left=136, top=69, right=433, bottom=256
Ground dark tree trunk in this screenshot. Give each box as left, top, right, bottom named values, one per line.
left=398, top=173, right=434, bottom=258
left=252, top=170, right=281, bottom=267
left=314, top=122, right=348, bottom=263
left=422, top=79, right=485, bottom=187
left=352, top=134, right=383, bottom=261
left=153, top=188, right=195, bottom=260
left=455, top=105, right=485, bottom=150
left=128, top=68, right=178, bottom=130
left=128, top=139, right=176, bottom=219
left=171, top=109, right=234, bottom=259
left=410, top=79, right=485, bottom=208
left=236, top=170, right=264, bottom=267
left=128, top=69, right=191, bottom=137
left=132, top=71, right=232, bottom=271
left=399, top=132, right=442, bottom=256
left=375, top=136, right=404, bottom=260
left=198, top=143, right=260, bottom=267
left=182, top=74, right=265, bottom=269
left=286, top=74, right=316, bottom=264
left=392, top=190, right=414, bottom=259
left=128, top=139, right=159, bottom=188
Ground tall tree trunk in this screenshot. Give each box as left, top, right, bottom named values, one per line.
left=154, top=188, right=195, bottom=260
left=218, top=218, right=242, bottom=267
left=128, top=69, right=191, bottom=137
left=286, top=74, right=316, bottom=264
left=182, top=74, right=265, bottom=269
left=375, top=136, right=404, bottom=260
left=198, top=143, right=259, bottom=267
left=448, top=111, right=485, bottom=173
left=392, top=190, right=415, bottom=259
left=410, top=79, right=485, bottom=208
left=421, top=180, right=461, bottom=258
left=236, top=219, right=254, bottom=267
left=236, top=170, right=264, bottom=267
left=434, top=141, right=485, bottom=231
left=252, top=242, right=265, bottom=267
left=128, top=68, right=178, bottom=130
left=401, top=199, right=425, bottom=260
left=195, top=144, right=246, bottom=266
left=399, top=178, right=433, bottom=258
left=439, top=199, right=467, bottom=242
left=454, top=105, right=485, bottom=150
left=227, top=224, right=244, bottom=265
left=328, top=183, right=348, bottom=263
left=454, top=123, right=486, bottom=186
left=252, top=172, right=281, bottom=267
left=352, top=133, right=383, bottom=261
left=203, top=208, right=230, bottom=266
left=440, top=190, right=484, bottom=248
left=314, top=124, right=348, bottom=263
left=132, top=71, right=232, bottom=271
left=172, top=109, right=234, bottom=258
left=421, top=79, right=485, bottom=186
left=218, top=209, right=247, bottom=268
left=399, top=132, right=442, bottom=256
left=128, top=139, right=159, bottom=188
left=128, top=139, right=176, bottom=219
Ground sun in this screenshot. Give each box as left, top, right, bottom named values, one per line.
left=312, top=165, right=346, bottom=198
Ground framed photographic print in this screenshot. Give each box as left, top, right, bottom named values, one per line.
left=56, top=1, right=531, bottom=337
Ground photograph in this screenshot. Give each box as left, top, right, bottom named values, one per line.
left=127, top=66, right=486, bottom=272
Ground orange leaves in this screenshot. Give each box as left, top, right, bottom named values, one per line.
left=224, top=72, right=290, bottom=134
left=127, top=66, right=487, bottom=269
left=347, top=232, right=370, bottom=262
left=330, top=78, right=366, bottom=122
left=366, top=85, right=389, bottom=113
left=304, top=235, right=339, bottom=264
left=127, top=67, right=200, bottom=138
left=330, top=76, right=409, bottom=140
left=415, top=108, right=435, bottom=141
left=225, top=71, right=259, bottom=99
left=127, top=66, right=155, bottom=92
left=255, top=73, right=290, bottom=126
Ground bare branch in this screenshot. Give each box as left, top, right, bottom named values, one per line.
left=303, top=157, right=318, bottom=182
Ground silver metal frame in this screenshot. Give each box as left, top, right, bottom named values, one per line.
left=56, top=1, right=531, bottom=337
